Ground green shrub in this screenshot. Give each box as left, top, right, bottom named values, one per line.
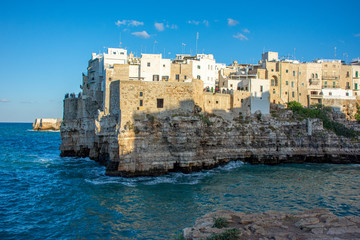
left=206, top=228, right=240, bottom=240
left=146, top=114, right=155, bottom=124
left=212, top=217, right=228, bottom=228
left=287, top=101, right=356, bottom=138
left=200, top=114, right=213, bottom=126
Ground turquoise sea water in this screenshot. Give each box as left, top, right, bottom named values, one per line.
left=1, top=123, right=360, bottom=239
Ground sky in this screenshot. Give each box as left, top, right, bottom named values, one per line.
left=0, top=0, right=360, bottom=122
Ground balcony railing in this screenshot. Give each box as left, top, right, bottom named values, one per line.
left=322, top=76, right=340, bottom=80
left=322, top=84, right=340, bottom=89
left=309, top=78, right=320, bottom=85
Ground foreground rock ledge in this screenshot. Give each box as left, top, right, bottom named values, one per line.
left=183, top=209, right=360, bottom=240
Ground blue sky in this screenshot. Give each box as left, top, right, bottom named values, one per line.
left=1, top=0, right=360, bottom=122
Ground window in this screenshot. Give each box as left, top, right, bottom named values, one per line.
left=292, top=91, right=295, bottom=98
left=286, top=81, right=288, bottom=85
left=153, top=75, right=159, bottom=81
left=346, top=92, right=349, bottom=96
left=355, top=83, right=358, bottom=90
left=356, top=71, right=359, bottom=78
left=184, top=75, right=187, bottom=80
left=285, top=91, right=288, bottom=95
left=162, top=76, right=169, bottom=81
left=139, top=92, right=143, bottom=97
left=273, top=89, right=276, bottom=94
left=197, top=75, right=201, bottom=79
left=291, top=81, right=294, bottom=88
left=147, top=62, right=150, bottom=67
left=139, top=100, right=143, bottom=107
left=312, top=73, right=315, bottom=78
left=286, top=69, right=289, bottom=73
left=241, top=99, right=243, bottom=103
left=120, top=52, right=124, bottom=55
left=260, top=85, right=263, bottom=92
left=176, top=74, right=179, bottom=80
left=230, top=84, right=233, bottom=87
left=347, top=71, right=350, bottom=77
left=333, top=81, right=336, bottom=88
left=109, top=78, right=112, bottom=81
left=293, top=71, right=296, bottom=76
left=346, top=82, right=350, bottom=89
left=329, top=92, right=332, bottom=96
left=216, top=101, right=219, bottom=104
left=315, top=73, right=318, bottom=78
left=197, top=65, right=201, bottom=69
left=113, top=52, right=116, bottom=54
left=163, top=64, right=165, bottom=67
left=157, top=98, right=164, bottom=108
left=324, top=81, right=327, bottom=87
left=271, top=69, right=274, bottom=72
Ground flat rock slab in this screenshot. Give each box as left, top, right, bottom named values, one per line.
left=183, top=209, right=360, bottom=240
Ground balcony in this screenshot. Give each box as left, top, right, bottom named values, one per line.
left=322, top=84, right=340, bottom=89
left=322, top=75, right=339, bottom=80
left=309, top=78, right=320, bottom=85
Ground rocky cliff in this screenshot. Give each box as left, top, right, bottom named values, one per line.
left=33, top=118, right=62, bottom=131
left=60, top=105, right=360, bottom=177
left=182, top=208, right=360, bottom=239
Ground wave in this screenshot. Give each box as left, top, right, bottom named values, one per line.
left=85, top=160, right=245, bottom=186
left=26, top=129, right=60, bottom=132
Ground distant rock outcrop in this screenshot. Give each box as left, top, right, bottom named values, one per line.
left=33, top=118, right=62, bottom=131
left=183, top=208, right=360, bottom=239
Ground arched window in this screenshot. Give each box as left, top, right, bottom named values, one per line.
left=312, top=73, right=315, bottom=78
left=315, top=73, right=318, bottom=78
left=271, top=76, right=278, bottom=86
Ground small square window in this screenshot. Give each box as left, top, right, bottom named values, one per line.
left=286, top=69, right=289, bottom=73
left=157, top=98, right=164, bottom=108
left=139, top=92, right=143, bottom=97
left=163, top=64, right=165, bottom=67
left=197, top=65, right=201, bottom=69
left=216, top=101, right=219, bottom=104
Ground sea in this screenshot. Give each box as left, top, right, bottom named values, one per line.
left=1, top=123, right=360, bottom=239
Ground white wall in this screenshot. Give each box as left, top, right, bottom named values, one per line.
left=322, top=88, right=356, bottom=100
left=250, top=79, right=270, bottom=114
left=140, top=54, right=171, bottom=81
left=190, top=54, right=225, bottom=90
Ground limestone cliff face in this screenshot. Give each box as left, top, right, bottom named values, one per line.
left=33, top=118, right=62, bottom=131
left=60, top=107, right=360, bottom=177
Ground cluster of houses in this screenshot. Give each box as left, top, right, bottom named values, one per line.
left=70, top=47, right=360, bottom=125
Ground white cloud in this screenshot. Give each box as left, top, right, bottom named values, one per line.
left=115, top=20, right=127, bottom=26
left=243, top=28, right=250, bottom=33
left=188, top=20, right=200, bottom=25
left=233, top=33, right=248, bottom=41
left=132, top=31, right=150, bottom=39
left=170, top=24, right=178, bottom=30
left=154, top=22, right=165, bottom=31
left=354, top=33, right=360, bottom=37
left=228, top=18, right=239, bottom=26
left=115, top=20, right=144, bottom=27
left=0, top=99, right=10, bottom=103
left=203, top=20, right=209, bottom=27
left=128, top=20, right=144, bottom=27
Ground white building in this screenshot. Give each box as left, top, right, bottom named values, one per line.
left=238, top=78, right=270, bottom=114
left=139, top=54, right=171, bottom=81
left=85, top=48, right=128, bottom=102
left=189, top=54, right=225, bottom=90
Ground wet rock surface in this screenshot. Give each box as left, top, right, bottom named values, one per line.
left=183, top=209, right=360, bottom=240
left=60, top=107, right=360, bottom=177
